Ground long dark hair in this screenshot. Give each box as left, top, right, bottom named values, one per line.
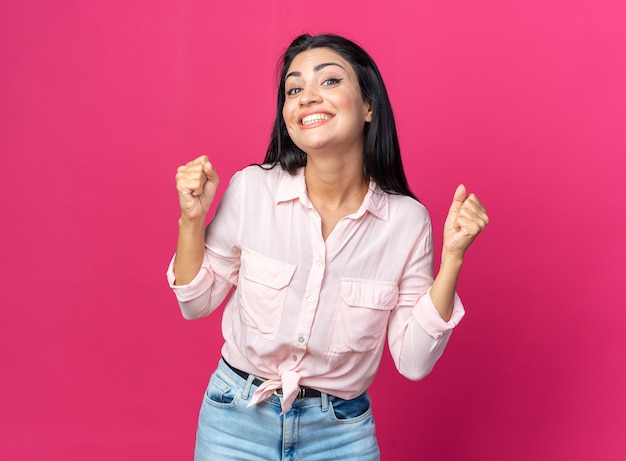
left=263, top=33, right=416, bottom=199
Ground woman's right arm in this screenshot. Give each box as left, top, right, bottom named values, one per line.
left=173, top=155, right=220, bottom=285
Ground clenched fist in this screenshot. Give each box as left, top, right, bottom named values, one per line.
left=175, top=155, right=220, bottom=222
left=442, top=184, right=489, bottom=260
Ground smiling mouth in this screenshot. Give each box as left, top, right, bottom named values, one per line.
left=301, top=114, right=333, bottom=125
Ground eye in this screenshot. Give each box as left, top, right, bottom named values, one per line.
left=286, top=87, right=302, bottom=96
left=322, top=78, right=343, bottom=86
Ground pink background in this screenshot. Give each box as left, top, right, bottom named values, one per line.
left=1, top=1, right=624, bottom=459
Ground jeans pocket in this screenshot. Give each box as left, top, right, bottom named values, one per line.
left=203, top=372, right=240, bottom=408
left=330, top=393, right=372, bottom=423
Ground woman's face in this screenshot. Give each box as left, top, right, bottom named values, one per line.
left=282, top=48, right=372, bottom=156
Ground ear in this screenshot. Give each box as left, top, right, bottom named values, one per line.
left=364, top=99, right=373, bottom=123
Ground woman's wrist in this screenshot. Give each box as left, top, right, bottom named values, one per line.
left=440, top=252, right=464, bottom=272
left=178, top=215, right=206, bottom=230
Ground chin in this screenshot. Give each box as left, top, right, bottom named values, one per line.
left=295, top=137, right=330, bottom=152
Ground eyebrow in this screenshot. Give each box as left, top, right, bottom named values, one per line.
left=285, top=62, right=346, bottom=80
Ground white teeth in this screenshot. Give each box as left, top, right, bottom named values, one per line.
left=302, top=114, right=332, bottom=125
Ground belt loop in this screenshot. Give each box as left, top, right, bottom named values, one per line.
left=242, top=374, right=255, bottom=400
left=321, top=392, right=329, bottom=412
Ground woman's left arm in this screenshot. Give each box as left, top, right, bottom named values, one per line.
left=430, top=184, right=489, bottom=321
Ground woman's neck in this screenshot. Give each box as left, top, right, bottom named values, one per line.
left=304, top=155, right=368, bottom=208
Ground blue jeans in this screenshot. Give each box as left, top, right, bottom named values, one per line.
left=194, top=359, right=380, bottom=460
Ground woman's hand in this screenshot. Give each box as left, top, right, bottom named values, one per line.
left=175, top=155, right=220, bottom=223
left=442, top=184, right=489, bottom=262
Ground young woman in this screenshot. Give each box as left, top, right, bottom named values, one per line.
left=168, top=33, right=488, bottom=460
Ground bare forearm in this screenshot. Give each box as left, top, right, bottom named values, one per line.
left=173, top=156, right=220, bottom=285
left=173, top=217, right=206, bottom=286
left=432, top=184, right=488, bottom=320
left=430, top=256, right=463, bottom=322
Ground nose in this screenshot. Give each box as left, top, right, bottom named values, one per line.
left=299, top=85, right=322, bottom=106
